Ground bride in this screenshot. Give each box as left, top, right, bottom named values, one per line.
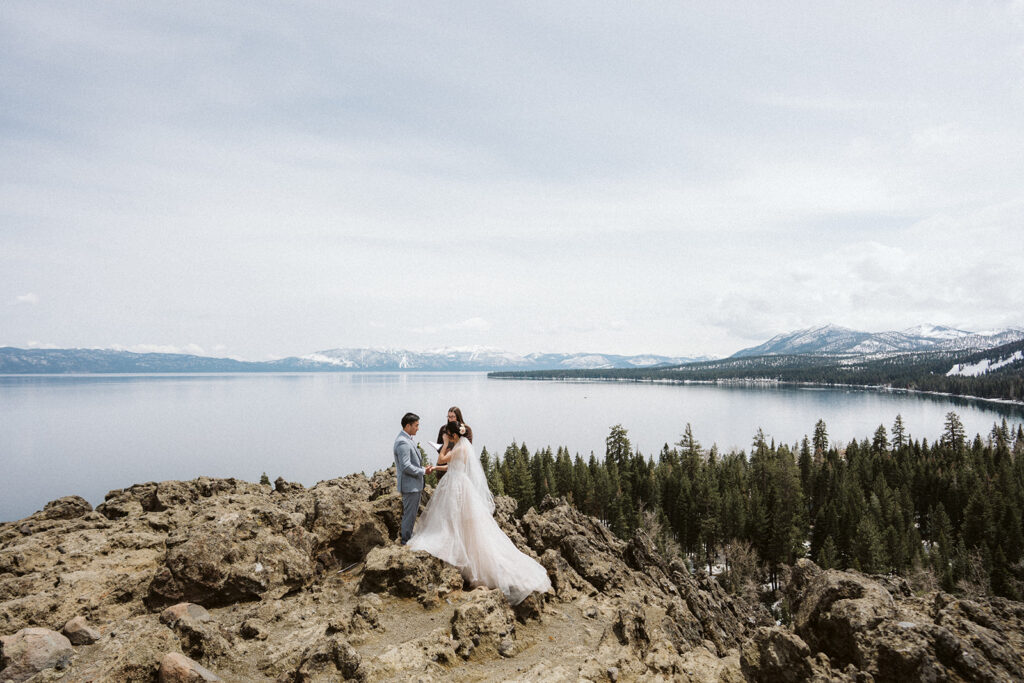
left=408, top=421, right=551, bottom=605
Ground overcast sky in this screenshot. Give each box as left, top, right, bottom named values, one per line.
left=3, top=2, right=1023, bottom=360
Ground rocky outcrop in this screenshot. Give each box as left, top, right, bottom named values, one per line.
left=450, top=588, right=516, bottom=659
left=358, top=545, right=463, bottom=606
left=147, top=505, right=316, bottom=607
left=3, top=476, right=1024, bottom=681
left=39, top=495, right=93, bottom=520
left=738, top=558, right=1024, bottom=682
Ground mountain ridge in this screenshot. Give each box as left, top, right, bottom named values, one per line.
left=731, top=323, right=1024, bottom=357
left=0, top=346, right=709, bottom=374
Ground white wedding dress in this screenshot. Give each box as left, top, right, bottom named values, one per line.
left=407, top=438, right=551, bottom=605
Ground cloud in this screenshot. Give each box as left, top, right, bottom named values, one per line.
left=1, top=3, right=1022, bottom=358
left=453, top=317, right=490, bottom=332
left=411, top=317, right=492, bottom=335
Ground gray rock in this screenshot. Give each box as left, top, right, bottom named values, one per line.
left=0, top=627, right=73, bottom=682
left=62, top=615, right=101, bottom=645
left=497, top=638, right=515, bottom=657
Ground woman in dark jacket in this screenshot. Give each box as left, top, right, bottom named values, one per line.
left=435, top=406, right=472, bottom=480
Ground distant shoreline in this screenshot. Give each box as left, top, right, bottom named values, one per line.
left=487, top=374, right=1024, bottom=411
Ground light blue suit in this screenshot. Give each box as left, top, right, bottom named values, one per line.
left=394, top=429, right=425, bottom=543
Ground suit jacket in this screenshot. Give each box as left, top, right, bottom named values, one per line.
left=394, top=430, right=425, bottom=493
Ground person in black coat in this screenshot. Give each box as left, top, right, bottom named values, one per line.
left=434, top=406, right=472, bottom=481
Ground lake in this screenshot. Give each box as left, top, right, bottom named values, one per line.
left=2, top=372, right=1022, bottom=522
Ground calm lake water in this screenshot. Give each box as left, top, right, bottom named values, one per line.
left=2, top=372, right=1022, bottom=522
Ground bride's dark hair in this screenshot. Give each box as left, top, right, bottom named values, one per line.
left=443, top=420, right=462, bottom=438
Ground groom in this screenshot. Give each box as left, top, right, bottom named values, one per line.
left=394, top=412, right=429, bottom=544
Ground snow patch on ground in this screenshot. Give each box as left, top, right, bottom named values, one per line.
left=946, top=350, right=1023, bottom=377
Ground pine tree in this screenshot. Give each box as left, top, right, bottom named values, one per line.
left=818, top=536, right=838, bottom=569
left=695, top=458, right=720, bottom=572
left=505, top=443, right=535, bottom=516
left=798, top=436, right=814, bottom=518
left=892, top=414, right=907, bottom=451
left=942, top=412, right=966, bottom=452
left=854, top=516, right=886, bottom=574
left=813, top=419, right=829, bottom=461
left=872, top=425, right=889, bottom=455
left=554, top=447, right=574, bottom=500
left=606, top=424, right=631, bottom=468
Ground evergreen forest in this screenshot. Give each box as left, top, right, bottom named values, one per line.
left=461, top=413, right=1024, bottom=602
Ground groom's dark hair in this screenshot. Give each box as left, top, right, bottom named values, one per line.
left=401, top=412, right=419, bottom=428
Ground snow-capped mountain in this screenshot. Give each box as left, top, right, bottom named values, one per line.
left=0, top=346, right=710, bottom=373
left=287, top=347, right=708, bottom=371
left=731, top=324, right=1024, bottom=358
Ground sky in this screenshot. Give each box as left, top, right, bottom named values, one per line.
left=3, top=2, right=1024, bottom=361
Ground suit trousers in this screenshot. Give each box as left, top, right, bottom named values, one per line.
left=400, top=490, right=421, bottom=544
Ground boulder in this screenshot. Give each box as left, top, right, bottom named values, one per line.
left=293, top=634, right=362, bottom=681
left=0, top=627, right=73, bottom=682
left=740, top=627, right=814, bottom=682
left=274, top=477, right=304, bottom=494
left=39, top=496, right=93, bottom=520
left=358, top=545, right=463, bottom=606
left=450, top=588, right=516, bottom=659
left=774, top=559, right=1024, bottom=682
left=790, top=563, right=896, bottom=669
left=160, top=602, right=212, bottom=627
left=158, top=651, right=222, bottom=682
left=148, top=508, right=315, bottom=607
left=159, top=602, right=230, bottom=660
left=308, top=486, right=388, bottom=563
left=62, top=615, right=101, bottom=645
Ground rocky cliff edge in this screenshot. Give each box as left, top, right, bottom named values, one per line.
left=2, top=471, right=1022, bottom=682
